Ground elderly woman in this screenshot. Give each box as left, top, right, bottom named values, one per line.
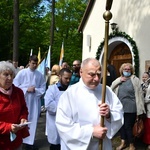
left=0, top=61, right=29, bottom=150
left=111, top=63, right=145, bottom=150
left=141, top=72, right=150, bottom=149
left=141, top=72, right=150, bottom=98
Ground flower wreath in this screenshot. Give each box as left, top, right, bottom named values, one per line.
left=95, top=31, right=139, bottom=77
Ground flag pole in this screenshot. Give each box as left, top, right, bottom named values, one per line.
left=38, top=47, right=41, bottom=65
left=99, top=0, right=113, bottom=150
left=59, top=42, right=64, bottom=66
left=37, top=51, right=47, bottom=67
left=30, top=49, right=33, bottom=56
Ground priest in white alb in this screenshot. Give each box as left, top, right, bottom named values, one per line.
left=56, top=58, right=124, bottom=150
left=13, top=55, right=46, bottom=150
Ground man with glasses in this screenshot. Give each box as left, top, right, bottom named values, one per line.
left=69, top=60, right=81, bottom=85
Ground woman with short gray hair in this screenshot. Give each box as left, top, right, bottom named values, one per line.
left=0, top=61, right=29, bottom=150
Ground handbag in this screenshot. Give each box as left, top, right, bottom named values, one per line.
left=132, top=117, right=144, bottom=138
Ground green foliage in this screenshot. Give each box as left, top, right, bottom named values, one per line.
left=50, top=0, right=86, bottom=66
left=0, top=1, right=13, bottom=60
left=0, top=0, right=87, bottom=67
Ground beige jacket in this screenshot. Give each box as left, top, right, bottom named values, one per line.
left=144, top=85, right=150, bottom=118
left=111, top=75, right=145, bottom=115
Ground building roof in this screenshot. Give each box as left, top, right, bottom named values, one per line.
left=78, top=0, right=96, bottom=33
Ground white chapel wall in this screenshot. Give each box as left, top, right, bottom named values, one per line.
left=82, top=0, right=150, bottom=78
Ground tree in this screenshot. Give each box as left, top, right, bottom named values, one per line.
left=0, top=0, right=87, bottom=67
left=50, top=0, right=87, bottom=66
left=13, top=0, right=19, bottom=62
left=0, top=1, right=13, bottom=60
left=18, top=0, right=48, bottom=65
left=50, top=0, right=55, bottom=46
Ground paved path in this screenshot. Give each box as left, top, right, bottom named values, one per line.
left=35, top=112, right=49, bottom=150
left=35, top=112, right=147, bottom=150
left=112, top=135, right=147, bottom=150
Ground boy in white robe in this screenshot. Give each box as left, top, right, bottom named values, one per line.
left=44, top=68, right=72, bottom=150
left=13, top=55, right=46, bottom=150
left=56, top=58, right=124, bottom=150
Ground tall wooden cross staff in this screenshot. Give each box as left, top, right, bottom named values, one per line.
left=99, top=0, right=113, bottom=150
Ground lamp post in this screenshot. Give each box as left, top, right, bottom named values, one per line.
left=99, top=0, right=113, bottom=150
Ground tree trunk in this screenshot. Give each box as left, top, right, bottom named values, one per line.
left=13, top=0, right=19, bottom=62
left=50, top=0, right=55, bottom=46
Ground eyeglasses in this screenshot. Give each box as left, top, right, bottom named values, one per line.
left=123, top=68, right=131, bottom=71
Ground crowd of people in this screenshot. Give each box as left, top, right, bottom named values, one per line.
left=1, top=56, right=150, bottom=150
